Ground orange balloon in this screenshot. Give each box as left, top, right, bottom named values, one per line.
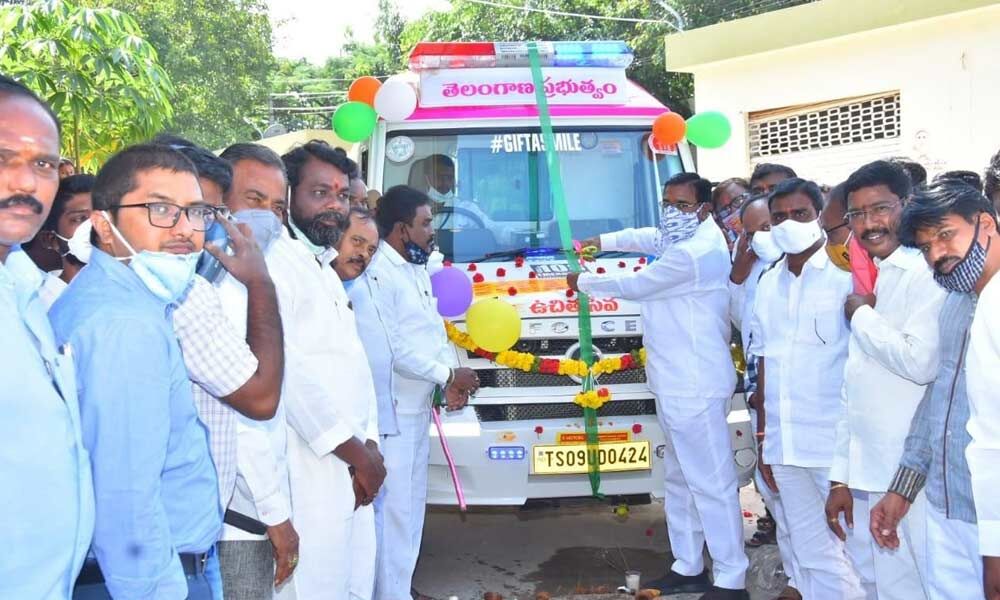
left=348, top=76, right=382, bottom=107
left=652, top=112, right=687, bottom=145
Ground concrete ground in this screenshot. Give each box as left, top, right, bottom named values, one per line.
left=413, top=486, right=787, bottom=600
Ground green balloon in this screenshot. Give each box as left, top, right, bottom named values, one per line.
left=332, top=101, right=377, bottom=142
left=685, top=111, right=732, bottom=149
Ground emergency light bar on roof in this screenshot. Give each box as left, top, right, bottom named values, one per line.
left=408, top=41, right=634, bottom=71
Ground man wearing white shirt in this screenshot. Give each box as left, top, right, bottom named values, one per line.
left=369, top=185, right=480, bottom=600
left=823, top=162, right=943, bottom=600
left=272, top=141, right=385, bottom=600
left=209, top=144, right=300, bottom=599
left=729, top=195, right=802, bottom=600
left=749, top=178, right=865, bottom=600
left=569, top=173, right=747, bottom=600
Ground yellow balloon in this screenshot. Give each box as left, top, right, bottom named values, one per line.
left=466, top=298, right=522, bottom=352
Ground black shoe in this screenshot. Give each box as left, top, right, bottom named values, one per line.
left=698, top=586, right=749, bottom=600
left=642, top=569, right=711, bottom=595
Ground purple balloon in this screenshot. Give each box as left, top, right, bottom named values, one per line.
left=431, top=266, right=474, bottom=317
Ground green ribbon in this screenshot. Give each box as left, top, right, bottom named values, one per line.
left=527, top=43, right=602, bottom=498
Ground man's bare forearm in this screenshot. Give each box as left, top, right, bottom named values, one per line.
left=226, top=278, right=284, bottom=419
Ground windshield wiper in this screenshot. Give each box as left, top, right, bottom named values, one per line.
left=463, top=246, right=562, bottom=264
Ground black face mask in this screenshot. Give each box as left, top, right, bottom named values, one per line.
left=933, top=215, right=992, bottom=293
left=402, top=226, right=433, bottom=265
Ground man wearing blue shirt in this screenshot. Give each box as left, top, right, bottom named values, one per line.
left=50, top=144, right=223, bottom=599
left=0, top=75, right=95, bottom=600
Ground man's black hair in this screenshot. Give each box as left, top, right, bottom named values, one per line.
left=933, top=170, right=983, bottom=193
left=92, top=144, right=198, bottom=212
left=711, top=177, right=749, bottom=210
left=374, top=185, right=432, bottom=238
left=42, top=174, right=95, bottom=232
left=282, top=140, right=357, bottom=193
left=60, top=157, right=75, bottom=168
left=664, top=172, right=712, bottom=205
left=152, top=134, right=232, bottom=195
left=768, top=177, right=824, bottom=212
left=887, top=157, right=927, bottom=188
left=220, top=142, right=287, bottom=182
left=738, top=192, right=769, bottom=221
left=0, top=74, right=61, bottom=134
left=898, top=180, right=998, bottom=248
left=749, top=163, right=796, bottom=186
left=428, top=153, right=454, bottom=170
left=843, top=160, right=912, bottom=206
left=984, top=148, right=1000, bottom=201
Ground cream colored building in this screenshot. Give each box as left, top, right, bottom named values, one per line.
left=665, top=0, right=1000, bottom=185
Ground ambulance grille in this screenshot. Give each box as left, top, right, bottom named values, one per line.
left=474, top=399, right=657, bottom=422
left=475, top=368, right=647, bottom=388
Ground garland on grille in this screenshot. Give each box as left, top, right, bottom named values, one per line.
left=444, top=320, right=646, bottom=410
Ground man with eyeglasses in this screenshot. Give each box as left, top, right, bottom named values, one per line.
left=50, top=145, right=222, bottom=599
left=569, top=172, right=748, bottom=600
left=748, top=178, right=865, bottom=599
left=823, top=161, right=943, bottom=599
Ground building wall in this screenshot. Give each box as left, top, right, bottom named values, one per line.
left=686, top=4, right=1000, bottom=184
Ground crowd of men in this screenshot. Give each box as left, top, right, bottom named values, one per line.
left=3, top=69, right=1000, bottom=600
left=568, top=156, right=1000, bottom=600
left=1, top=75, right=480, bottom=600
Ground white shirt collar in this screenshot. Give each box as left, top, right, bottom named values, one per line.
left=379, top=240, right=408, bottom=266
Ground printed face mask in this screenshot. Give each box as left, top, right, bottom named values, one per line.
left=933, top=215, right=992, bottom=293
left=654, top=204, right=701, bottom=255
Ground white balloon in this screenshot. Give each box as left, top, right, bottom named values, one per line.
left=374, top=79, right=418, bottom=122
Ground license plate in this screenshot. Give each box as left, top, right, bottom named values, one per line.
left=531, top=441, right=651, bottom=475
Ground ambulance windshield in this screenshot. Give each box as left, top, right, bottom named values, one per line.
left=382, top=129, right=685, bottom=262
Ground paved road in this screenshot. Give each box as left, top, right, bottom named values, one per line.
left=412, top=487, right=785, bottom=600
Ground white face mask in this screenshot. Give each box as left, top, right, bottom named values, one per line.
left=750, top=230, right=783, bottom=263
left=427, top=187, right=455, bottom=206
left=771, top=218, right=823, bottom=255
left=64, top=219, right=95, bottom=263
left=102, top=211, right=201, bottom=303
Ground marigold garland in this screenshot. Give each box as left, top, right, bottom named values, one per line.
left=575, top=387, right=611, bottom=410
left=444, top=321, right=647, bottom=384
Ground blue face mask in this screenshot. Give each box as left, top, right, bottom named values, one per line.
left=234, top=209, right=283, bottom=252
left=103, top=211, right=201, bottom=303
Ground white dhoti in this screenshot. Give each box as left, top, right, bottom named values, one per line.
left=925, top=504, right=982, bottom=600
left=277, top=429, right=369, bottom=600
left=374, top=411, right=431, bottom=600
left=656, top=396, right=748, bottom=590
left=770, top=464, right=866, bottom=600
left=843, top=489, right=928, bottom=600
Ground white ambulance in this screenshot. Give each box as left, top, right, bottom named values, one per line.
left=361, top=41, right=756, bottom=505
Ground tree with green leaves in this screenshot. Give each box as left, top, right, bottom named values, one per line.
left=0, top=0, right=174, bottom=170
left=90, top=0, right=276, bottom=150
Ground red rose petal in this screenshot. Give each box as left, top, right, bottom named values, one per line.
left=496, top=267, right=507, bottom=277
left=507, top=287, right=517, bottom=296
left=632, top=423, right=643, bottom=434
left=444, top=260, right=453, bottom=267
left=528, top=271, right=538, bottom=279
left=534, top=425, right=544, bottom=434
left=566, top=289, right=575, bottom=298
left=638, top=256, right=647, bottom=264
left=467, top=263, right=477, bottom=272
left=633, top=266, right=641, bottom=272
left=473, top=273, right=485, bottom=283
left=618, top=261, right=627, bottom=268
left=596, top=267, right=606, bottom=274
